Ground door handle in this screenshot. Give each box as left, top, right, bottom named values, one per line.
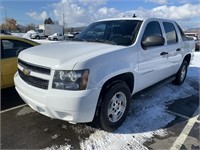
left=160, top=52, right=168, bottom=56
left=176, top=48, right=181, bottom=52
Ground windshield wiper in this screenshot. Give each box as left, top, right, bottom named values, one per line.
left=87, top=39, right=117, bottom=45
left=73, top=38, right=117, bottom=45
left=73, top=37, right=87, bottom=42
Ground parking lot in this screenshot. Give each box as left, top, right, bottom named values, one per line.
left=1, top=52, right=199, bottom=150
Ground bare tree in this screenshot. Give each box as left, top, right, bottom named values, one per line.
left=6, top=18, right=17, bottom=31
left=25, top=23, right=36, bottom=32
left=0, top=23, right=7, bottom=30
left=44, top=18, right=54, bottom=24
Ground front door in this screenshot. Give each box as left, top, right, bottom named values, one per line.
left=137, top=20, right=169, bottom=91
left=1, top=39, right=33, bottom=88
left=1, top=39, right=18, bottom=88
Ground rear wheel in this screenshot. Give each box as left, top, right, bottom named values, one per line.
left=53, top=38, right=58, bottom=41
left=98, top=82, right=131, bottom=131
left=173, top=60, right=188, bottom=85
left=36, top=36, right=40, bottom=39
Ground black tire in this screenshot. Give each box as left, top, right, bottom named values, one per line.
left=36, top=36, right=40, bottom=40
left=98, top=82, right=131, bottom=131
left=173, top=60, right=188, bottom=85
left=53, top=38, right=58, bottom=41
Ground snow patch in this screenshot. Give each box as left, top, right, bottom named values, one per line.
left=44, top=128, right=49, bottom=132
left=11, top=32, right=26, bottom=37
left=80, top=105, right=173, bottom=150
left=190, top=52, right=200, bottom=68
left=62, top=124, right=68, bottom=130
left=51, top=134, right=59, bottom=140
left=32, top=39, right=59, bottom=44
left=23, top=30, right=35, bottom=39
left=70, top=124, right=96, bottom=136
left=16, top=106, right=35, bottom=116
left=44, top=144, right=72, bottom=150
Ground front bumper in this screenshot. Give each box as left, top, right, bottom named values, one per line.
left=30, top=34, right=36, bottom=39
left=14, top=72, right=101, bottom=123
left=48, top=37, right=53, bottom=40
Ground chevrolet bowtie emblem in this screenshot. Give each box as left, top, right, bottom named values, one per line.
left=23, top=68, right=30, bottom=76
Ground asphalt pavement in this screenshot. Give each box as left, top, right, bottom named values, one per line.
left=1, top=81, right=199, bottom=149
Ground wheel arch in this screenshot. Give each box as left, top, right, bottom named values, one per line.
left=95, top=72, right=134, bottom=117
left=101, top=72, right=134, bottom=94
left=183, top=53, right=191, bottom=65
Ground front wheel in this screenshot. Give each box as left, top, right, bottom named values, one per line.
left=173, top=60, right=188, bottom=85
left=98, top=82, right=131, bottom=131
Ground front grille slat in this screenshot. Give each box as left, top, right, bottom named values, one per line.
left=18, top=59, right=51, bottom=90
left=18, top=59, right=51, bottom=75
left=19, top=69, right=49, bottom=89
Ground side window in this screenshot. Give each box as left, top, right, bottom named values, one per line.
left=2, top=39, right=33, bottom=59
left=2, top=40, right=14, bottom=49
left=163, top=22, right=178, bottom=44
left=176, top=23, right=187, bottom=41
left=142, top=21, right=162, bottom=41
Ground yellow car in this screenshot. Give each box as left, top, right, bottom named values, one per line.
left=1, top=35, right=40, bottom=89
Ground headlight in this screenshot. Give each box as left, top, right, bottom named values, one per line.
left=52, top=70, right=89, bottom=90
left=30, top=34, right=36, bottom=37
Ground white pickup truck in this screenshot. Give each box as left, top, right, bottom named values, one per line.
left=14, top=17, right=195, bottom=131
left=48, top=33, right=64, bottom=41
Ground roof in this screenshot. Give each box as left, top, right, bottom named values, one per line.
left=95, top=17, right=145, bottom=22
left=94, top=17, right=176, bottom=24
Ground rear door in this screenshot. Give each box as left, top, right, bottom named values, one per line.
left=162, top=22, right=182, bottom=76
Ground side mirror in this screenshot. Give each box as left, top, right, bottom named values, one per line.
left=142, top=35, right=165, bottom=47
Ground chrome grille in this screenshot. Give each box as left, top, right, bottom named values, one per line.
left=18, top=69, right=49, bottom=89
left=18, top=59, right=51, bottom=75
left=18, top=59, right=51, bottom=90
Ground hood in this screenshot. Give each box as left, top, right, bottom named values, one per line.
left=19, top=41, right=125, bottom=69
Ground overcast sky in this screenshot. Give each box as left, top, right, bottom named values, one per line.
left=0, top=0, right=200, bottom=29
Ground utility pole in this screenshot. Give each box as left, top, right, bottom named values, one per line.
left=63, top=13, right=64, bottom=35
left=62, top=5, right=66, bottom=35
left=4, top=7, right=7, bottom=22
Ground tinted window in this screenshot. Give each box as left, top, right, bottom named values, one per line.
left=75, top=20, right=142, bottom=46
left=142, top=21, right=162, bottom=41
left=85, top=24, right=106, bottom=40
left=36, top=29, right=43, bottom=33
left=176, top=23, right=187, bottom=41
left=163, top=22, right=178, bottom=44
left=1, top=39, right=33, bottom=59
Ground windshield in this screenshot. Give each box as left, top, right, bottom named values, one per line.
left=75, top=20, right=142, bottom=46
left=35, top=29, right=43, bottom=33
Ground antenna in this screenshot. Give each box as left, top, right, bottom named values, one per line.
left=133, top=14, right=136, bottom=18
